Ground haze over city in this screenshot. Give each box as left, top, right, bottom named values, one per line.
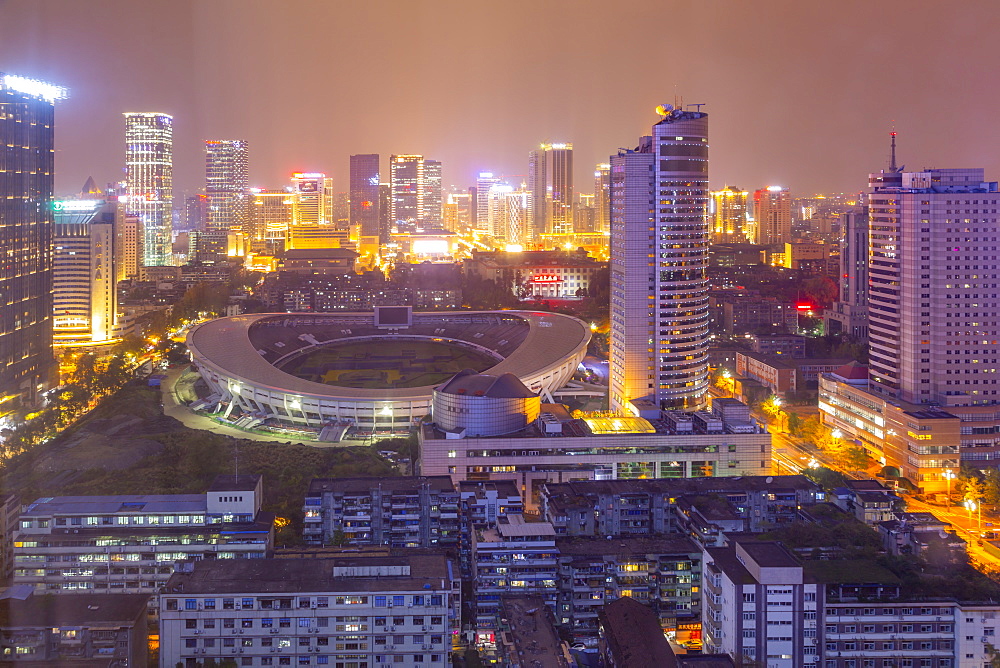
left=3, top=0, right=999, bottom=195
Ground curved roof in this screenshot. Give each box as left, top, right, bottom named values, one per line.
left=187, top=310, right=590, bottom=400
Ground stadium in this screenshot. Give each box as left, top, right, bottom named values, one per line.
left=185, top=308, right=591, bottom=440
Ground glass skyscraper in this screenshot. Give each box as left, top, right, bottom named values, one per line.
left=0, top=73, right=59, bottom=405
left=124, top=112, right=173, bottom=266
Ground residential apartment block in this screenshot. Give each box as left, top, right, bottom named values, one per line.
left=12, top=475, right=273, bottom=597
left=303, top=476, right=460, bottom=548
left=159, top=554, right=460, bottom=668
left=0, top=592, right=149, bottom=666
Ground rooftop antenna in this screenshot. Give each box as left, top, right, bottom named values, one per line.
left=689, top=103, right=706, bottom=112
left=889, top=124, right=898, bottom=172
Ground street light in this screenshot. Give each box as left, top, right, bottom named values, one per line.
left=943, top=469, right=956, bottom=507
left=965, top=499, right=981, bottom=532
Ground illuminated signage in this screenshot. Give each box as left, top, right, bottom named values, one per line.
left=531, top=274, right=563, bottom=283
left=53, top=200, right=103, bottom=212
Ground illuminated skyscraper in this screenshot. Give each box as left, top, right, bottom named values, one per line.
left=594, top=163, right=611, bottom=234
left=205, top=139, right=249, bottom=234
left=52, top=199, right=119, bottom=344
left=752, top=186, right=791, bottom=245
left=528, top=143, right=573, bottom=239
left=290, top=172, right=331, bottom=226
left=475, top=172, right=500, bottom=233
left=350, top=154, right=381, bottom=242
left=421, top=159, right=442, bottom=227
left=390, top=155, right=442, bottom=230
left=486, top=183, right=531, bottom=245
left=0, top=73, right=61, bottom=404
left=610, top=106, right=710, bottom=412
left=249, top=189, right=292, bottom=254
left=710, top=186, right=749, bottom=243
left=124, top=112, right=173, bottom=266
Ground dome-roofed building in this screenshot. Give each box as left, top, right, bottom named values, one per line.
left=432, top=370, right=541, bottom=437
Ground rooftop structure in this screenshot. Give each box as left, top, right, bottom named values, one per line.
left=495, top=596, right=574, bottom=668
left=598, top=596, right=674, bottom=667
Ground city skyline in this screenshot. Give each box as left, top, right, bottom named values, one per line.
left=2, top=1, right=999, bottom=197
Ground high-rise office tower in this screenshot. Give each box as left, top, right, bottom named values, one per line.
left=124, top=112, right=173, bottom=266
left=528, top=143, right=573, bottom=239
left=52, top=199, right=119, bottom=344
left=390, top=155, right=442, bottom=230
left=249, top=189, right=293, bottom=254
left=823, top=204, right=869, bottom=339
left=350, top=154, right=381, bottom=242
left=752, top=186, right=791, bottom=246
left=204, top=140, right=249, bottom=234
left=378, top=183, right=391, bottom=240
left=710, top=186, right=749, bottom=243
left=610, top=106, right=710, bottom=413
left=290, top=172, right=330, bottom=225
left=185, top=193, right=208, bottom=230
left=475, top=172, right=500, bottom=233
left=421, top=159, right=442, bottom=227
left=867, top=167, right=1000, bottom=406
left=0, top=73, right=60, bottom=405
left=117, top=214, right=143, bottom=282
left=390, top=155, right=421, bottom=228
left=594, top=163, right=611, bottom=235
left=486, top=183, right=531, bottom=245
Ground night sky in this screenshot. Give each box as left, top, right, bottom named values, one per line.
left=2, top=0, right=998, bottom=198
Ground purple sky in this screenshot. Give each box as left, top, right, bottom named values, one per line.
left=2, top=0, right=999, bottom=198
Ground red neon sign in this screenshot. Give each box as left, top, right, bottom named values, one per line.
left=531, top=274, right=563, bottom=283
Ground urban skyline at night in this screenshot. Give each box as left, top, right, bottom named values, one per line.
left=9, top=3, right=1000, bottom=667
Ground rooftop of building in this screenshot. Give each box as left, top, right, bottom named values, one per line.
left=738, top=541, right=800, bottom=568
left=21, top=493, right=208, bottom=516
left=555, top=535, right=700, bottom=558
left=599, top=596, right=674, bottom=667
left=307, top=475, right=456, bottom=496
left=163, top=555, right=453, bottom=594
left=0, top=593, right=149, bottom=628
left=208, top=474, right=261, bottom=492
left=498, top=596, right=572, bottom=668
left=705, top=546, right=755, bottom=585
left=280, top=248, right=358, bottom=260
left=801, top=559, right=900, bottom=585
left=468, top=248, right=600, bottom=267
left=542, top=476, right=817, bottom=513
left=478, top=515, right=556, bottom=543
left=436, top=370, right=536, bottom=399
left=458, top=479, right=521, bottom=498
left=425, top=402, right=766, bottom=440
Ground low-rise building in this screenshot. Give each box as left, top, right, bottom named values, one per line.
left=555, top=536, right=702, bottom=643
left=598, top=596, right=674, bottom=667
left=0, top=493, right=19, bottom=585
left=702, top=540, right=820, bottom=668
left=12, top=475, right=273, bottom=598
left=159, top=554, right=460, bottom=668
left=748, top=334, right=806, bottom=358
left=303, top=476, right=460, bottom=548
left=458, top=480, right=523, bottom=528
left=0, top=592, right=149, bottom=666
left=472, top=516, right=557, bottom=631
left=464, top=248, right=604, bottom=300
left=421, top=400, right=772, bottom=510
left=539, top=476, right=822, bottom=540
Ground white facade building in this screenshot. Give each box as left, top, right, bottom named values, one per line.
left=12, top=475, right=272, bottom=599
left=610, top=106, right=710, bottom=413
left=159, top=554, right=460, bottom=668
